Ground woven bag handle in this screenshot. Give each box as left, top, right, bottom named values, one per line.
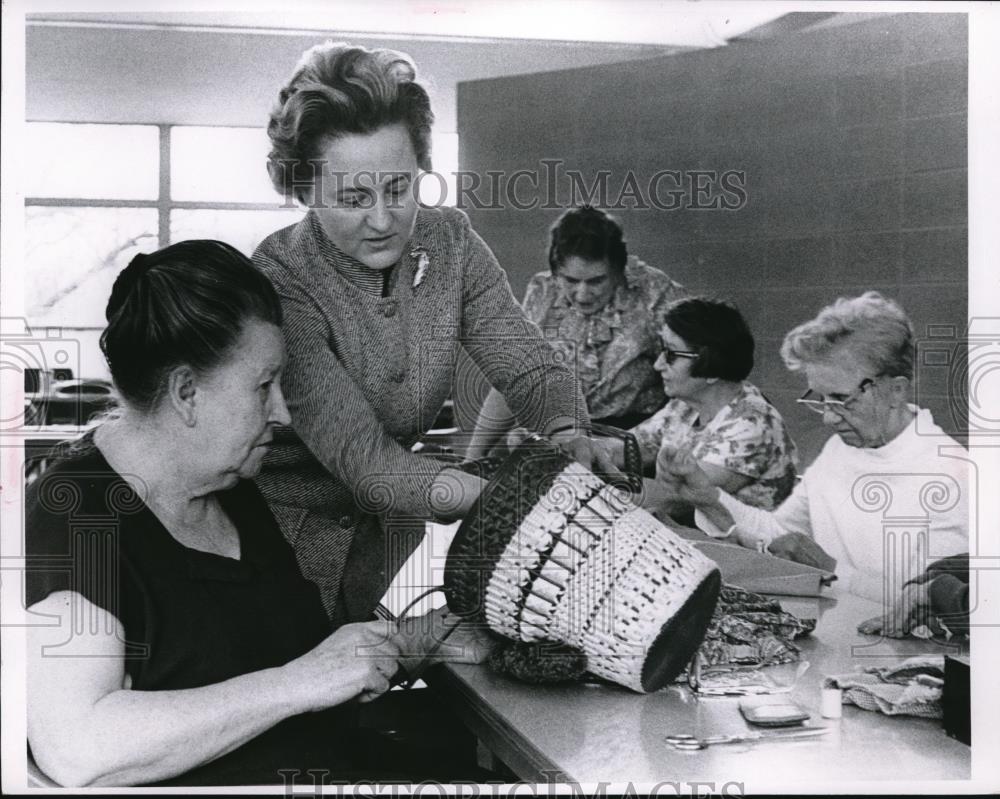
left=589, top=423, right=643, bottom=494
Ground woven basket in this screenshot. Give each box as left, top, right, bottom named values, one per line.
left=444, top=437, right=720, bottom=692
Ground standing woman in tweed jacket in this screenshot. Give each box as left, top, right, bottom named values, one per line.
left=254, top=42, right=593, bottom=624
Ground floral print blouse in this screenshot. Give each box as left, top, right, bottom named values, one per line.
left=522, top=256, right=687, bottom=422
left=631, top=381, right=799, bottom=510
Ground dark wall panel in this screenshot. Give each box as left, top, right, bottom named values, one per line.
left=457, top=12, right=968, bottom=463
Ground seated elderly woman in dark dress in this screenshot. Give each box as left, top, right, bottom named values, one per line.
left=25, top=242, right=484, bottom=787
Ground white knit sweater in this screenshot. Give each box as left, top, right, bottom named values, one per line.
left=697, top=407, right=969, bottom=602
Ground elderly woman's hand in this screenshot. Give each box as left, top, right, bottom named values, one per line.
left=429, top=468, right=487, bottom=522
left=765, top=532, right=838, bottom=572
left=286, top=620, right=402, bottom=707
left=654, top=445, right=717, bottom=506
left=548, top=430, right=628, bottom=484
left=858, top=581, right=931, bottom=638
left=504, top=426, right=531, bottom=452
left=393, top=606, right=495, bottom=670
left=501, top=425, right=618, bottom=474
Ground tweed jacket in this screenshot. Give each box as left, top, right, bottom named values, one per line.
left=253, top=206, right=588, bottom=621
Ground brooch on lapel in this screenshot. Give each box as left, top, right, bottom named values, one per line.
left=411, top=248, right=430, bottom=289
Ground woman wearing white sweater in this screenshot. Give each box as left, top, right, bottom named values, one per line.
left=655, top=292, right=968, bottom=605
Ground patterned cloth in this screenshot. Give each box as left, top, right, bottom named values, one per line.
left=632, top=381, right=798, bottom=510
left=253, top=207, right=588, bottom=622
left=521, top=257, right=686, bottom=423
left=825, top=655, right=946, bottom=719
left=695, top=585, right=816, bottom=669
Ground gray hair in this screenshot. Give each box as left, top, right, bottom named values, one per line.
left=780, top=291, right=914, bottom=380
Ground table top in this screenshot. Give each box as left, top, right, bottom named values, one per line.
left=433, top=588, right=970, bottom=787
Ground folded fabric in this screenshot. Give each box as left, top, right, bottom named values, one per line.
left=695, top=584, right=816, bottom=669
left=824, top=655, right=945, bottom=719
left=677, top=532, right=836, bottom=597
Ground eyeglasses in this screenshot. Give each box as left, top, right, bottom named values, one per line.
left=797, top=378, right=877, bottom=415
left=661, top=348, right=700, bottom=366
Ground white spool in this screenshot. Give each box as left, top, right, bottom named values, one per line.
left=821, top=686, right=843, bottom=719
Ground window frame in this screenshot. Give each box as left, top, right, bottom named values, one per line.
left=24, top=121, right=458, bottom=328
left=24, top=122, right=295, bottom=249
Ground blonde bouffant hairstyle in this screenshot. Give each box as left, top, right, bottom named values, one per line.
left=266, top=41, right=434, bottom=202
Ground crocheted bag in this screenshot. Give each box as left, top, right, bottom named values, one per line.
left=443, top=437, right=721, bottom=693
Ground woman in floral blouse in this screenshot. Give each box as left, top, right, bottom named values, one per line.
left=632, top=297, right=798, bottom=522
left=467, top=206, right=686, bottom=458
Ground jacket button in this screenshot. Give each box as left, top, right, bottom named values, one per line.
left=391, top=370, right=405, bottom=383
left=338, top=515, right=353, bottom=527
left=383, top=303, right=397, bottom=318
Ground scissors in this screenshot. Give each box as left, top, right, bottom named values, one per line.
left=666, top=726, right=829, bottom=750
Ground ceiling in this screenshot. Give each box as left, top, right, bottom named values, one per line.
left=27, top=2, right=789, bottom=48
left=24, top=6, right=847, bottom=130
left=25, top=24, right=678, bottom=129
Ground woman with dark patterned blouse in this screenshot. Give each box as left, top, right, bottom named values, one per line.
left=466, top=206, right=686, bottom=459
